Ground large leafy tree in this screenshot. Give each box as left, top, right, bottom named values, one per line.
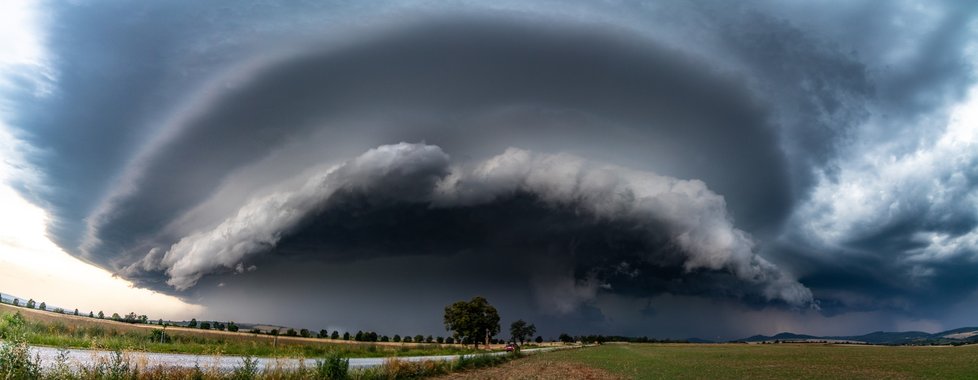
left=509, top=319, right=537, bottom=346
left=444, top=296, right=500, bottom=348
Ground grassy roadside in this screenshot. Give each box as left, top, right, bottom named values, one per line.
left=0, top=309, right=479, bottom=358
left=514, top=343, right=978, bottom=379
left=1, top=334, right=524, bottom=379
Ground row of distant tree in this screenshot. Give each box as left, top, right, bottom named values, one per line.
left=1, top=296, right=159, bottom=324
left=3, top=293, right=631, bottom=346
left=183, top=318, right=239, bottom=332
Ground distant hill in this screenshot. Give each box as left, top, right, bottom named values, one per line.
left=736, top=327, right=978, bottom=345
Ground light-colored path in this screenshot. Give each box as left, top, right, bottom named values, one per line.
left=28, top=345, right=572, bottom=371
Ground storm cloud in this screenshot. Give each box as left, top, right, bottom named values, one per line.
left=129, top=143, right=810, bottom=309
left=3, top=0, right=978, bottom=337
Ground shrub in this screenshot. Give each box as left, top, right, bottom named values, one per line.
left=314, top=351, right=350, bottom=380
left=0, top=312, right=27, bottom=338
left=49, top=349, right=73, bottom=379
left=149, top=329, right=172, bottom=343
left=231, top=355, right=259, bottom=380
left=0, top=337, right=41, bottom=379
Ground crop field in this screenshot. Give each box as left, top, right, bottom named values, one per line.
left=442, top=343, right=978, bottom=379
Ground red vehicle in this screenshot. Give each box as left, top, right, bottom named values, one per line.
left=504, top=343, right=517, bottom=352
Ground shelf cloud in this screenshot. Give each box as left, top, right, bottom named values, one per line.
left=3, top=0, right=977, bottom=337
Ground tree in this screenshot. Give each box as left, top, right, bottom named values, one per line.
left=558, top=333, right=574, bottom=343
left=158, top=319, right=164, bottom=326
left=188, top=318, right=197, bottom=328
left=436, top=336, right=444, bottom=344
left=228, top=322, right=239, bottom=332
left=414, top=335, right=425, bottom=344
left=535, top=336, right=543, bottom=344
left=403, top=336, right=413, bottom=343
left=393, top=335, right=401, bottom=342
left=39, top=302, right=46, bottom=310
left=12, top=299, right=18, bottom=307
left=331, top=331, right=339, bottom=339
left=381, top=336, right=390, bottom=342
left=88, top=311, right=94, bottom=318
left=300, top=329, right=311, bottom=338
left=98, top=311, right=104, bottom=319
left=270, top=329, right=279, bottom=336
left=342, top=332, right=350, bottom=340
left=74, top=309, right=79, bottom=316
left=445, top=337, right=455, bottom=344
left=26, top=299, right=35, bottom=309
left=509, top=320, right=537, bottom=346
left=251, top=328, right=262, bottom=334
left=426, top=335, right=434, bottom=343
left=510, top=320, right=526, bottom=345
left=200, top=322, right=211, bottom=330
left=318, top=329, right=329, bottom=339
left=286, top=328, right=297, bottom=337
left=111, top=313, right=121, bottom=321
left=444, top=296, right=500, bottom=349
left=354, top=330, right=364, bottom=341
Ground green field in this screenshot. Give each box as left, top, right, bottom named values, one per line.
left=522, top=343, right=978, bottom=379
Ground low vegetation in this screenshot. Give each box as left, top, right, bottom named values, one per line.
left=0, top=334, right=522, bottom=380
left=0, top=311, right=478, bottom=359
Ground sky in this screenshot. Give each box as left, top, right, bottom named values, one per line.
left=0, top=0, right=977, bottom=340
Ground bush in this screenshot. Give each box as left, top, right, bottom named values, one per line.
left=231, top=355, right=259, bottom=380
left=0, top=312, right=27, bottom=338
left=149, top=329, right=172, bottom=343
left=314, top=351, right=350, bottom=379
left=0, top=337, right=41, bottom=379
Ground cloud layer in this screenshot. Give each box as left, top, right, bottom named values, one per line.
left=3, top=0, right=977, bottom=336
left=133, top=143, right=810, bottom=309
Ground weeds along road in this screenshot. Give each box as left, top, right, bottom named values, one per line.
left=28, top=344, right=573, bottom=371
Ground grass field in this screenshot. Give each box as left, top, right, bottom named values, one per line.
left=0, top=303, right=493, bottom=358
left=505, top=343, right=978, bottom=379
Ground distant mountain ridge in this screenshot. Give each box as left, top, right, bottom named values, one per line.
left=736, top=327, right=978, bottom=345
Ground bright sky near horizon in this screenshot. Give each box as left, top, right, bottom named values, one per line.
left=0, top=0, right=202, bottom=320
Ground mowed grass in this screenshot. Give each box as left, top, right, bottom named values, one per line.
left=0, top=303, right=481, bottom=358
left=525, top=343, right=978, bottom=379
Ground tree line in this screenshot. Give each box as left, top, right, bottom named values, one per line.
left=2, top=293, right=563, bottom=347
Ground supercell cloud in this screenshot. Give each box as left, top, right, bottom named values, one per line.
left=3, top=0, right=978, bottom=338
